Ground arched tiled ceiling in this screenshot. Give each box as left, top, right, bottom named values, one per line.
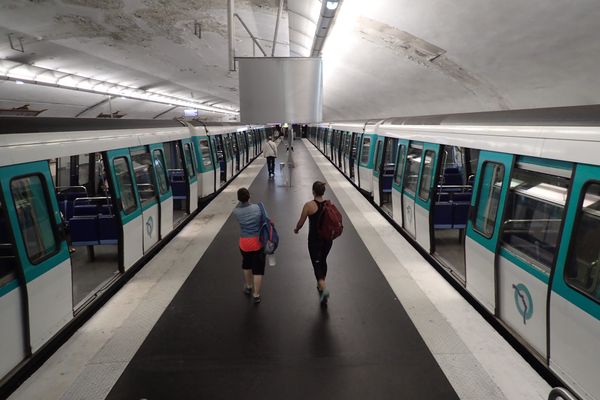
left=321, top=0, right=600, bottom=121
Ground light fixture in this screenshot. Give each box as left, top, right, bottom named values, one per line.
left=326, top=1, right=338, bottom=10
left=0, top=59, right=239, bottom=116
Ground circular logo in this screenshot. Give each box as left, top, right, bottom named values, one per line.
left=513, top=283, right=533, bottom=324
left=146, top=216, right=154, bottom=237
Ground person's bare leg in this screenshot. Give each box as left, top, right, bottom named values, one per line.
left=317, top=279, right=326, bottom=291
left=243, top=270, right=253, bottom=289
left=253, top=275, right=263, bottom=297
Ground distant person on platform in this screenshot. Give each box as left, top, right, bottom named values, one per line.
left=264, top=136, right=278, bottom=178
left=233, top=187, right=266, bottom=304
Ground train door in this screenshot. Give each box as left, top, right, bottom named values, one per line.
left=342, top=133, right=349, bottom=175
left=391, top=141, right=408, bottom=226
left=350, top=133, right=359, bottom=184
left=105, top=149, right=143, bottom=270
left=550, top=164, right=600, bottom=399
left=402, top=143, right=439, bottom=249
left=402, top=144, right=423, bottom=238
left=372, top=137, right=384, bottom=205
left=214, top=136, right=227, bottom=186
left=337, top=131, right=343, bottom=168
left=231, top=133, right=240, bottom=173
left=358, top=134, right=375, bottom=194
left=149, top=144, right=173, bottom=239
left=0, top=191, right=27, bottom=378
left=195, top=137, right=216, bottom=197
left=182, top=139, right=198, bottom=212
left=130, top=147, right=160, bottom=253
left=224, top=135, right=234, bottom=179
left=465, top=151, right=513, bottom=312
left=431, top=146, right=476, bottom=281
left=0, top=161, right=73, bottom=353
left=164, top=141, right=190, bottom=225
left=496, top=157, right=572, bottom=358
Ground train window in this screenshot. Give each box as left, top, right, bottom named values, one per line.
left=360, top=138, right=371, bottom=164
left=184, top=144, right=195, bottom=177
left=394, top=145, right=406, bottom=185
left=418, top=150, right=435, bottom=201
left=152, top=150, right=169, bottom=195
left=10, top=175, right=58, bottom=264
left=0, top=198, right=17, bottom=281
left=113, top=157, right=138, bottom=214
left=565, top=183, right=600, bottom=302
left=131, top=150, right=157, bottom=208
left=473, top=162, right=504, bottom=237
left=501, top=168, right=569, bottom=270
left=199, top=140, right=212, bottom=167
left=404, top=146, right=423, bottom=194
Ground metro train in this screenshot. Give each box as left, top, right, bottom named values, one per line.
left=308, top=106, right=600, bottom=400
left=0, top=117, right=273, bottom=392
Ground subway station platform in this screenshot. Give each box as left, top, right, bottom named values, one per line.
left=9, top=140, right=550, bottom=400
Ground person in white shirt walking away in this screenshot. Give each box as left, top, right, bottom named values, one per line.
left=264, top=136, right=278, bottom=178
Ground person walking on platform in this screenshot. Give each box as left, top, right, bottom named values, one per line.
left=232, top=187, right=266, bottom=304
left=264, top=136, right=278, bottom=178
left=294, top=181, right=334, bottom=305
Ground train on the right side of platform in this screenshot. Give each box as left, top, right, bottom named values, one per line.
left=308, top=105, right=600, bottom=400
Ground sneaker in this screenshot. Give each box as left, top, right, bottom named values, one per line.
left=244, top=286, right=252, bottom=296
left=253, top=295, right=261, bottom=304
left=319, top=289, right=330, bottom=305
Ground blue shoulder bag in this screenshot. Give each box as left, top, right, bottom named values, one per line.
left=258, top=202, right=279, bottom=254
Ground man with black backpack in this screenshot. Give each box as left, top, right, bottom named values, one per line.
left=294, top=181, right=343, bottom=306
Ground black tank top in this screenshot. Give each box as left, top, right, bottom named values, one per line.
left=308, top=200, right=325, bottom=242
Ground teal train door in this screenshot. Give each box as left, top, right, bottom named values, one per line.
left=0, top=161, right=73, bottom=353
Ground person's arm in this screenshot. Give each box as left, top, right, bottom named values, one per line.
left=294, top=203, right=310, bottom=234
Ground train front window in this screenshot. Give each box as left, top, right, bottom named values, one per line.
left=565, top=183, right=600, bottom=302
left=11, top=175, right=58, bottom=264
left=501, top=168, right=570, bottom=271
left=131, top=149, right=157, bottom=208
left=113, top=157, right=138, bottom=214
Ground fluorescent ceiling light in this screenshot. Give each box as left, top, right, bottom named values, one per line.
left=326, top=1, right=339, bottom=10
left=0, top=59, right=239, bottom=116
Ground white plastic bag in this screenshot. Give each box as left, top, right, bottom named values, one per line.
left=266, top=254, right=277, bottom=267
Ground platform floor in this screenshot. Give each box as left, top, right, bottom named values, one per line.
left=8, top=140, right=550, bottom=400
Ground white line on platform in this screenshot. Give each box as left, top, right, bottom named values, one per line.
left=304, top=139, right=550, bottom=400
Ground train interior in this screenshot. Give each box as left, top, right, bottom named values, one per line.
left=163, top=141, right=189, bottom=225
left=214, top=136, right=227, bottom=186
left=0, top=199, right=17, bottom=287
left=431, top=146, right=478, bottom=280
left=51, top=153, right=120, bottom=308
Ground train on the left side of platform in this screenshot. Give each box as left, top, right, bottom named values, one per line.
left=0, top=117, right=275, bottom=393
left=308, top=106, right=600, bottom=400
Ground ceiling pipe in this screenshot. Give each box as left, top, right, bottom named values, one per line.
left=311, top=0, right=343, bottom=57
left=271, top=0, right=284, bottom=56
left=227, top=0, right=235, bottom=71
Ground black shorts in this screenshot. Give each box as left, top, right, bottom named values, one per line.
left=240, top=249, right=266, bottom=275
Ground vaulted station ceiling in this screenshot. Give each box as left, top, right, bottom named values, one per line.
left=1, top=0, right=599, bottom=121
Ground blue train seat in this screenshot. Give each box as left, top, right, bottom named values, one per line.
left=73, top=204, right=98, bottom=216
left=70, top=216, right=98, bottom=246
left=452, top=192, right=472, bottom=202
left=434, top=202, right=453, bottom=229
left=452, top=202, right=470, bottom=229
left=99, top=215, right=118, bottom=245
left=171, top=181, right=187, bottom=200
left=436, top=192, right=450, bottom=202
left=99, top=204, right=113, bottom=215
